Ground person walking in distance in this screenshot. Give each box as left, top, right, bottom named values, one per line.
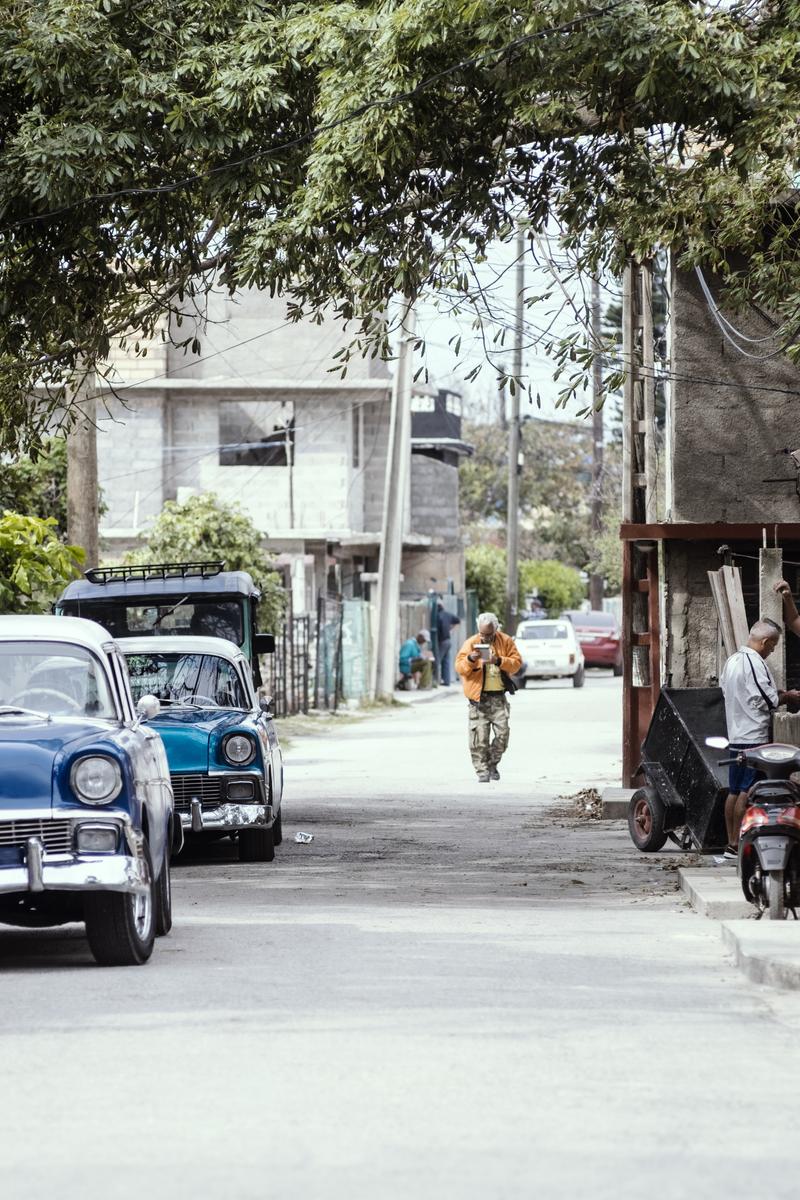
left=436, top=601, right=461, bottom=686
left=455, top=612, right=522, bottom=782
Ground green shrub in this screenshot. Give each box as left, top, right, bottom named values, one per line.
left=465, top=544, right=507, bottom=617
left=0, top=511, right=83, bottom=613
left=466, top=545, right=585, bottom=622
left=519, top=559, right=585, bottom=615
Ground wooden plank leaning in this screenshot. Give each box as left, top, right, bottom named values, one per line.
left=722, top=565, right=750, bottom=651
left=708, top=569, right=737, bottom=660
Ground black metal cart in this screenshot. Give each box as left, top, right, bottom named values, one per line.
left=628, top=687, right=729, bottom=852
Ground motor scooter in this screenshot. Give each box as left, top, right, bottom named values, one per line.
left=707, top=738, right=800, bottom=919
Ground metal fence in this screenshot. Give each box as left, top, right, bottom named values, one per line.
left=312, top=595, right=374, bottom=710
left=263, top=590, right=467, bottom=715
left=262, top=612, right=312, bottom=718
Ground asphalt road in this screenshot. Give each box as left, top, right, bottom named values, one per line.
left=1, top=674, right=799, bottom=1199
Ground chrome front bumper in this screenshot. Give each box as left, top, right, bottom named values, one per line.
left=182, top=801, right=273, bottom=834
left=0, top=851, right=150, bottom=897
left=0, top=810, right=150, bottom=897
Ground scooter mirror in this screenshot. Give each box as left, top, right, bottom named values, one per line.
left=705, top=736, right=729, bottom=750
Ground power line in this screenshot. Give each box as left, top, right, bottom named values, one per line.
left=2, top=2, right=629, bottom=233
left=694, top=267, right=789, bottom=359
left=92, top=318, right=295, bottom=402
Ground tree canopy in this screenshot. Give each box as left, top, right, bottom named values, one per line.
left=3, top=1, right=800, bottom=452
left=124, top=492, right=285, bottom=630
left=460, top=416, right=593, bottom=566
left=0, top=437, right=68, bottom=532
left=465, top=543, right=584, bottom=616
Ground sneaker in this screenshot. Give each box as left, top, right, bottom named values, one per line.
left=723, top=845, right=737, bottom=861
left=476, top=772, right=491, bottom=783
left=489, top=767, right=500, bottom=781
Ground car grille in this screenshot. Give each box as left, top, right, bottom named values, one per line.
left=170, top=774, right=224, bottom=813
left=0, top=819, right=73, bottom=854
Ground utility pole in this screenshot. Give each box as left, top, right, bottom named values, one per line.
left=497, top=363, right=507, bottom=430
left=621, top=257, right=660, bottom=786
left=505, top=227, right=525, bottom=633
left=589, top=275, right=604, bottom=611
left=373, top=302, right=416, bottom=700
left=66, top=372, right=99, bottom=568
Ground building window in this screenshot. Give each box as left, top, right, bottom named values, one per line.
left=410, top=393, right=435, bottom=413
left=219, top=400, right=294, bottom=467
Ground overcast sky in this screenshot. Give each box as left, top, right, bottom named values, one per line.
left=414, top=234, right=616, bottom=429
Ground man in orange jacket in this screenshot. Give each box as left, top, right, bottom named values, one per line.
left=455, top=611, right=522, bottom=782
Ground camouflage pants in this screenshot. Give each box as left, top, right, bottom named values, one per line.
left=468, top=694, right=510, bottom=775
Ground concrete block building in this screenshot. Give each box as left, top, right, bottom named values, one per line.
left=620, top=260, right=800, bottom=779
left=96, top=290, right=471, bottom=613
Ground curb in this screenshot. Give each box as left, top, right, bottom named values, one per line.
left=600, top=786, right=635, bottom=819
left=679, top=867, right=751, bottom=921
left=680, top=867, right=800, bottom=990
left=721, top=921, right=800, bottom=990
left=394, top=687, right=459, bottom=707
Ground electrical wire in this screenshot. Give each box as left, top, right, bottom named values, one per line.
left=694, top=267, right=790, bottom=360
left=694, top=268, right=779, bottom=344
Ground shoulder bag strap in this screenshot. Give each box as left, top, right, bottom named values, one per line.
left=744, top=652, right=776, bottom=711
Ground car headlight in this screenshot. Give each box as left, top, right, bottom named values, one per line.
left=70, top=756, right=123, bottom=805
left=222, top=733, right=256, bottom=766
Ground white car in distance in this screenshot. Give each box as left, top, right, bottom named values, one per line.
left=514, top=619, right=585, bottom=688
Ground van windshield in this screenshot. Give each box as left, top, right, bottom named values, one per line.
left=61, top=599, right=244, bottom=646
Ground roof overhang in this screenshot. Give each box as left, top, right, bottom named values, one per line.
left=621, top=522, right=800, bottom=542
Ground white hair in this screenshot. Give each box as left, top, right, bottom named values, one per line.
left=477, top=611, right=500, bottom=630
left=750, top=618, right=781, bottom=640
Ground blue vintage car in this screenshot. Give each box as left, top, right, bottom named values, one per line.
left=118, top=635, right=284, bottom=862
left=0, top=615, right=175, bottom=966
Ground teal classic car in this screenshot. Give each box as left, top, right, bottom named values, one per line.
left=0, top=616, right=175, bottom=966
left=117, top=635, right=284, bottom=863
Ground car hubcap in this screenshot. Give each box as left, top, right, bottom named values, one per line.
left=133, top=888, right=153, bottom=941
left=132, top=858, right=153, bottom=941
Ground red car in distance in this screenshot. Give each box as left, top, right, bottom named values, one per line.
left=562, top=610, right=623, bottom=675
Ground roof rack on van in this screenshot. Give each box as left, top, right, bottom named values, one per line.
left=84, top=561, right=225, bottom=585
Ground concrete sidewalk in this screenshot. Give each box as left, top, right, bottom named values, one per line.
left=680, top=865, right=800, bottom=989
left=393, top=684, right=458, bottom=706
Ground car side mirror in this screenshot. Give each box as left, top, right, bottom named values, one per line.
left=136, top=694, right=161, bottom=721
left=254, top=633, right=275, bottom=655
left=259, top=694, right=274, bottom=714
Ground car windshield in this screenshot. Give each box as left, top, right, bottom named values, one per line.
left=518, top=624, right=569, bottom=640
left=123, top=652, right=248, bottom=710
left=0, top=642, right=116, bottom=718
left=568, top=611, right=617, bottom=630
left=61, top=599, right=245, bottom=646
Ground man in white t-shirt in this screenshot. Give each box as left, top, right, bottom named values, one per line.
left=719, top=618, right=800, bottom=855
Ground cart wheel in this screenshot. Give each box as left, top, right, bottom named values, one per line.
left=628, top=787, right=668, bottom=852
